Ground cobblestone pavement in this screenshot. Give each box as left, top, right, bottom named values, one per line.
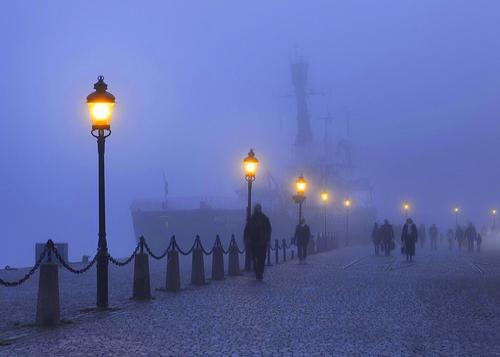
left=2, top=240, right=500, bottom=356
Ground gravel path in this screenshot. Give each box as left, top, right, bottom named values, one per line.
left=1, top=241, right=500, bottom=356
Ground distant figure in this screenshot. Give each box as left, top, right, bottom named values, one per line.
left=295, top=218, right=311, bottom=264
left=401, top=218, right=418, bottom=262
left=476, top=233, right=482, bottom=252
left=371, top=223, right=381, bottom=256
left=455, top=225, right=465, bottom=251
left=418, top=224, right=427, bottom=249
left=380, top=219, right=395, bottom=256
left=447, top=229, right=454, bottom=250
left=429, top=224, right=439, bottom=250
left=465, top=223, right=477, bottom=253
left=244, top=203, right=272, bottom=281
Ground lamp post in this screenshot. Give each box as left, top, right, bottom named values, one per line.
left=320, top=191, right=329, bottom=238
left=292, top=174, right=307, bottom=224
left=87, top=75, right=115, bottom=309
left=492, top=209, right=497, bottom=230
left=403, top=201, right=410, bottom=219
left=243, top=149, right=258, bottom=271
left=344, top=199, right=352, bottom=246
left=453, top=207, right=460, bottom=227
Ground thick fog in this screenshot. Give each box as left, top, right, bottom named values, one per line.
left=1, top=1, right=500, bottom=266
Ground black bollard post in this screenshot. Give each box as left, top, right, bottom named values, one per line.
left=36, top=240, right=60, bottom=326
left=211, top=236, right=224, bottom=281
left=282, top=238, right=287, bottom=262
left=275, top=239, right=279, bottom=264
left=133, top=237, right=151, bottom=300
left=166, top=249, right=180, bottom=292
left=228, top=236, right=241, bottom=276
left=191, top=237, right=205, bottom=285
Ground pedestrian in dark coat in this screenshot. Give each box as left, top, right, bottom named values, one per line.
left=380, top=220, right=395, bottom=256
left=401, top=218, right=418, bottom=261
left=476, top=233, right=482, bottom=252
left=465, top=223, right=477, bottom=253
left=295, top=218, right=311, bottom=264
left=447, top=229, right=454, bottom=250
left=429, top=224, right=439, bottom=250
left=371, top=223, right=381, bottom=256
left=244, top=203, right=272, bottom=281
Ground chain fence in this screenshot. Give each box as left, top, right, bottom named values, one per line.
left=0, top=232, right=336, bottom=288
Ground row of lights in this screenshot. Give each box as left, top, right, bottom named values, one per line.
left=244, top=151, right=353, bottom=213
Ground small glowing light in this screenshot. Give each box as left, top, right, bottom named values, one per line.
left=403, top=202, right=410, bottom=211
left=492, top=209, right=497, bottom=215
left=243, top=149, right=259, bottom=179
left=86, top=76, right=115, bottom=130
left=344, top=199, right=352, bottom=208
left=454, top=207, right=460, bottom=214
left=295, top=174, right=307, bottom=194
left=320, top=191, right=329, bottom=203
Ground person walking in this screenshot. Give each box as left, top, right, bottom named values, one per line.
left=418, top=224, right=427, bottom=249
left=465, top=223, right=477, bottom=253
left=456, top=225, right=465, bottom=251
left=447, top=228, right=454, bottom=250
left=371, top=223, right=381, bottom=256
left=401, top=218, right=418, bottom=262
left=380, top=219, right=395, bottom=256
left=244, top=203, right=272, bottom=281
left=295, top=218, right=311, bottom=264
left=476, top=233, right=482, bottom=252
left=429, top=224, right=439, bottom=250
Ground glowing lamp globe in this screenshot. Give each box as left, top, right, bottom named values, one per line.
left=87, top=76, right=115, bottom=130
left=492, top=209, right=497, bottom=215
left=320, top=191, right=329, bottom=203
left=243, top=149, right=259, bottom=180
left=344, top=199, right=352, bottom=208
left=454, top=207, right=460, bottom=214
left=403, top=202, right=410, bottom=211
left=295, top=174, right=307, bottom=195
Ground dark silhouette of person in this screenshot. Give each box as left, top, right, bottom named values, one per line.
left=455, top=225, right=465, bottom=251
left=465, top=223, right=477, bottom=253
left=476, top=233, right=482, bottom=252
left=401, top=218, right=418, bottom=262
left=418, top=224, right=427, bottom=248
left=244, top=203, right=271, bottom=281
left=380, top=219, right=395, bottom=256
left=295, top=218, right=311, bottom=264
left=371, top=223, right=381, bottom=255
left=429, top=224, right=439, bottom=250
left=447, top=228, right=454, bottom=250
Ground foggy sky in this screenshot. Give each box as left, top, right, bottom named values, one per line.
left=1, top=1, right=500, bottom=265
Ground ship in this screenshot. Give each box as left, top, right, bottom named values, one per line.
left=130, top=55, right=376, bottom=253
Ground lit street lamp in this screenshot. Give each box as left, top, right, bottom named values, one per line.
left=243, top=149, right=258, bottom=271
left=491, top=209, right=497, bottom=230
left=320, top=191, right=329, bottom=238
left=453, top=207, right=460, bottom=227
left=403, top=201, right=410, bottom=219
left=292, top=174, right=307, bottom=224
left=344, top=199, right=352, bottom=246
left=87, top=75, right=115, bottom=309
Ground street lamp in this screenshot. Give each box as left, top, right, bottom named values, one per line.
left=453, top=207, right=460, bottom=227
left=492, top=209, right=497, bottom=230
left=87, top=75, right=115, bottom=309
left=243, top=149, right=258, bottom=271
left=292, top=174, right=307, bottom=224
left=344, top=199, right=352, bottom=246
left=320, top=191, right=329, bottom=238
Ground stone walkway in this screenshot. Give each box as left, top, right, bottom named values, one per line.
left=2, top=242, right=500, bottom=356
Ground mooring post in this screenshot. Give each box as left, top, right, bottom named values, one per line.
left=36, top=240, right=60, bottom=326
left=133, top=237, right=151, bottom=300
